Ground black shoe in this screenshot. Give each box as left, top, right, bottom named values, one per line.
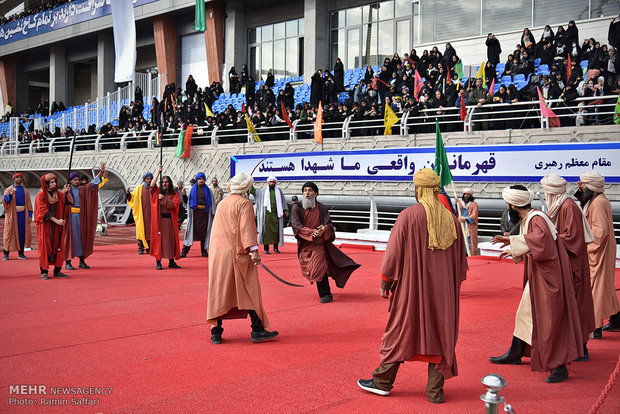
left=138, top=249, right=144, bottom=255
left=201, top=250, right=208, bottom=257
left=320, top=294, right=333, bottom=303
left=156, top=261, right=162, bottom=270
left=53, top=271, right=69, bottom=278
left=18, top=253, right=26, bottom=259
left=3, top=253, right=8, bottom=261
left=251, top=330, right=279, bottom=343
left=601, top=314, right=620, bottom=331
left=65, top=262, right=75, bottom=270
left=41, top=273, right=50, bottom=280
left=169, top=260, right=181, bottom=269
left=357, top=379, right=390, bottom=396
left=546, top=365, right=569, bottom=383
left=79, top=262, right=90, bottom=269
left=211, top=334, right=222, bottom=345
left=264, top=250, right=270, bottom=255
left=180, top=247, right=189, bottom=258
left=489, top=336, right=525, bottom=365
left=146, top=249, right=150, bottom=254
left=273, top=247, right=280, bottom=253
left=593, top=328, right=602, bottom=339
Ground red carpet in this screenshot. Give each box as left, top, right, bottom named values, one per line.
left=0, top=241, right=619, bottom=413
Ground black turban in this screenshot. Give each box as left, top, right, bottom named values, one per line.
left=302, top=181, right=319, bottom=194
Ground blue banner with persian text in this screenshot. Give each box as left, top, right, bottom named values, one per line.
left=230, top=142, right=620, bottom=183
left=0, top=0, right=157, bottom=45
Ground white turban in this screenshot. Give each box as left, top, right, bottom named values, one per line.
left=502, top=186, right=533, bottom=207
left=463, top=188, right=474, bottom=196
left=540, top=174, right=567, bottom=195
left=579, top=171, right=605, bottom=193
left=267, top=176, right=277, bottom=183
left=227, top=173, right=254, bottom=195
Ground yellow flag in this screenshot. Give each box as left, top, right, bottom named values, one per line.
left=245, top=113, right=261, bottom=142
left=384, top=103, right=399, bottom=135
left=204, top=103, right=214, bottom=118
left=314, top=101, right=323, bottom=144
left=476, top=61, right=486, bottom=88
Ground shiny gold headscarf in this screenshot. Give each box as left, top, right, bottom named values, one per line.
left=413, top=169, right=457, bottom=250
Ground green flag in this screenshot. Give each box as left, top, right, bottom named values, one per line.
left=195, top=0, right=206, bottom=32
left=614, top=95, right=620, bottom=125
left=175, top=129, right=185, bottom=158
left=455, top=59, right=464, bottom=79
left=434, top=120, right=453, bottom=187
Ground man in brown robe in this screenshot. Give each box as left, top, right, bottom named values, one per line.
left=64, top=164, right=105, bottom=270
left=457, top=187, right=478, bottom=256
left=207, top=173, right=278, bottom=345
left=577, top=171, right=620, bottom=336
left=3, top=172, right=33, bottom=260
left=291, top=181, right=360, bottom=303
left=541, top=174, right=595, bottom=359
left=357, top=169, right=467, bottom=403
left=490, top=185, right=582, bottom=383
left=149, top=166, right=181, bottom=270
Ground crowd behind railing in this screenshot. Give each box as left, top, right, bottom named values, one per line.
left=3, top=18, right=620, bottom=149
left=0, top=0, right=68, bottom=26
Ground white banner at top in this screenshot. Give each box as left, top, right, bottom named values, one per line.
left=230, top=142, right=620, bottom=183
left=110, top=0, right=136, bottom=83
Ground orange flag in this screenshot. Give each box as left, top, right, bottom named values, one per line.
left=281, top=101, right=293, bottom=129
left=181, top=124, right=193, bottom=158
left=314, top=101, right=323, bottom=144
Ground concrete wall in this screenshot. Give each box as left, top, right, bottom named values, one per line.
left=1, top=126, right=618, bottom=202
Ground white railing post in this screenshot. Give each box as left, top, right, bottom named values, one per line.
left=147, top=130, right=156, bottom=149
left=117, top=87, right=121, bottom=115
left=365, top=190, right=378, bottom=231
left=211, top=126, right=219, bottom=146
left=401, top=111, right=409, bottom=135
left=342, top=117, right=351, bottom=140
left=49, top=137, right=57, bottom=153
left=290, top=120, right=299, bottom=141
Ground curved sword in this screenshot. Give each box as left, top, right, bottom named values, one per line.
left=259, top=263, right=304, bottom=287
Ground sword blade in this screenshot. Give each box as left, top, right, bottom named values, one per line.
left=259, top=263, right=304, bottom=287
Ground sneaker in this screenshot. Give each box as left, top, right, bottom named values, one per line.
left=357, top=379, right=389, bottom=396
left=264, top=250, right=270, bottom=255
left=156, top=261, right=163, bottom=270
left=3, top=252, right=9, bottom=261
left=18, top=253, right=27, bottom=259
left=168, top=261, right=181, bottom=269
left=53, top=271, right=69, bottom=278
left=65, top=262, right=75, bottom=270
left=273, top=247, right=280, bottom=253
left=180, top=247, right=189, bottom=258
left=320, top=294, right=333, bottom=304
left=251, top=330, right=279, bottom=343
left=41, top=273, right=50, bottom=280
left=201, top=250, right=208, bottom=257
left=211, top=334, right=222, bottom=345
left=138, top=249, right=144, bottom=255
left=79, top=262, right=90, bottom=269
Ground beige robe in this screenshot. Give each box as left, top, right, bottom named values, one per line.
left=207, top=194, right=269, bottom=329
left=584, top=194, right=620, bottom=328
left=2, top=185, right=33, bottom=251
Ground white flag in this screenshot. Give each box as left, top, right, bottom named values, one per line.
left=110, top=0, right=136, bottom=83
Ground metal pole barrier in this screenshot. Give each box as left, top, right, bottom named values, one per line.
left=480, top=374, right=515, bottom=414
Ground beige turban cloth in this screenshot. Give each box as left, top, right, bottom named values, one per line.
left=540, top=174, right=568, bottom=219
left=463, top=188, right=474, bottom=195
left=578, top=171, right=605, bottom=193
left=267, top=176, right=277, bottom=183
left=502, top=186, right=534, bottom=207
left=227, top=173, right=254, bottom=195
left=413, top=169, right=457, bottom=250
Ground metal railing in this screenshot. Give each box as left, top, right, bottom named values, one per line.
left=2, top=94, right=617, bottom=156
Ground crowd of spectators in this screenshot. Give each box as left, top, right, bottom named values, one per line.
left=0, top=0, right=69, bottom=26
left=5, top=18, right=620, bottom=151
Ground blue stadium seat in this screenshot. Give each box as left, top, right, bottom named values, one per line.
left=537, top=64, right=549, bottom=74
left=493, top=84, right=501, bottom=93
left=514, top=74, right=526, bottom=83
left=517, top=81, right=529, bottom=90
left=293, top=76, right=301, bottom=82
left=495, top=63, right=506, bottom=74
left=534, top=58, right=541, bottom=68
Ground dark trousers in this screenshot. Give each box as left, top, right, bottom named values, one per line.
left=372, top=362, right=444, bottom=402
left=316, top=274, right=332, bottom=298
left=183, top=240, right=207, bottom=253
left=264, top=244, right=278, bottom=252
left=137, top=240, right=150, bottom=251
left=211, top=310, right=264, bottom=335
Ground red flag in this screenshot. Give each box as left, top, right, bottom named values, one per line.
left=181, top=124, right=193, bottom=158
left=414, top=69, right=424, bottom=100
left=567, top=54, right=572, bottom=82
left=446, top=66, right=452, bottom=85
left=537, top=86, right=561, bottom=127
left=281, top=101, right=293, bottom=129
left=241, top=101, right=246, bottom=113
left=488, top=78, right=495, bottom=97
left=460, top=93, right=467, bottom=122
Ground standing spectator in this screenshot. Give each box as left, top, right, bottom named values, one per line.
left=485, top=33, right=502, bottom=67
left=566, top=20, right=579, bottom=48
left=521, top=28, right=536, bottom=52
left=310, top=69, right=323, bottom=107
left=211, top=177, right=223, bottom=206
left=229, top=67, right=240, bottom=93
left=334, top=57, right=345, bottom=92
left=457, top=188, right=479, bottom=256
left=186, top=75, right=197, bottom=101
left=266, top=70, right=275, bottom=88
